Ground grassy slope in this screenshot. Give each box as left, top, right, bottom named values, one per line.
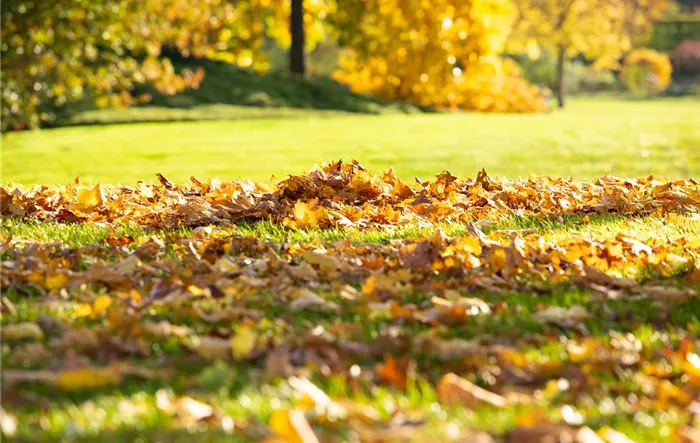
left=49, top=57, right=419, bottom=128
left=3, top=97, right=699, bottom=185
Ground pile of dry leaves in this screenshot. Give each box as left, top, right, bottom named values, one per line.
left=2, top=160, right=698, bottom=229
left=2, top=161, right=699, bottom=442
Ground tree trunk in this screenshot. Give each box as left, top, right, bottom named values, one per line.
left=556, top=46, right=566, bottom=109
left=290, top=0, right=305, bottom=76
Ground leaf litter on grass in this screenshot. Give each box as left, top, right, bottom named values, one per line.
left=1, top=160, right=700, bottom=442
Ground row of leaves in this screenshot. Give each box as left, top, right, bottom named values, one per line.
left=2, top=161, right=699, bottom=230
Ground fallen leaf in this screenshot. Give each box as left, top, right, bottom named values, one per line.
left=45, top=272, right=69, bottom=290
left=533, top=305, right=589, bottom=327
left=77, top=184, right=104, bottom=208
left=289, top=288, right=339, bottom=312
left=231, top=325, right=258, bottom=360
left=265, top=347, right=296, bottom=379
left=186, top=335, right=231, bottom=360
left=56, top=366, right=120, bottom=390
left=302, top=250, right=344, bottom=273
left=639, top=285, right=697, bottom=302
left=269, top=407, right=320, bottom=443
left=377, top=356, right=410, bottom=389
left=437, top=373, right=508, bottom=408
left=2, top=322, right=44, bottom=341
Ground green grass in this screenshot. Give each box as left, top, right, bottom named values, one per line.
left=4, top=213, right=699, bottom=442
left=3, top=213, right=699, bottom=248
left=4, top=97, right=699, bottom=184
left=3, top=85, right=700, bottom=441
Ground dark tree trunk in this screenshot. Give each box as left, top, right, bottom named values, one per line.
left=290, top=0, right=305, bottom=76
left=556, top=46, right=566, bottom=108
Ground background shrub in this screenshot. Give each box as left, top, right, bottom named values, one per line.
left=621, top=49, right=673, bottom=94
left=670, top=39, right=700, bottom=76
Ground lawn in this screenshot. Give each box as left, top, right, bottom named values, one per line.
left=3, top=97, right=699, bottom=184
left=2, top=99, right=700, bottom=442
left=3, top=157, right=700, bottom=442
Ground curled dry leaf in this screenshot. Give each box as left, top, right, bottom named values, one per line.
left=437, top=373, right=508, bottom=408
left=76, top=184, right=104, bottom=208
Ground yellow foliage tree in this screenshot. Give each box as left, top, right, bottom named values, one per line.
left=508, top=0, right=670, bottom=108
left=1, top=0, right=289, bottom=131
left=328, top=0, right=548, bottom=113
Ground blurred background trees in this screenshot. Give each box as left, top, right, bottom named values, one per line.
left=2, top=0, right=699, bottom=131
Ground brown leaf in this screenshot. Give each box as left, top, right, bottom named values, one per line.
left=505, top=423, right=581, bottom=443
left=265, top=347, right=296, bottom=379
left=288, top=288, right=339, bottom=312
left=437, top=373, right=507, bottom=408
left=377, top=356, right=410, bottom=389
left=638, top=285, right=697, bottom=302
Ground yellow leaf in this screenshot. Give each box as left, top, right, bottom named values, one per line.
left=75, top=303, right=93, bottom=317
left=461, top=236, right=482, bottom=255
left=77, top=184, right=104, bottom=207
left=45, top=272, right=68, bottom=290
left=302, top=250, right=343, bottom=273
left=2, top=322, right=44, bottom=341
left=269, top=408, right=319, bottom=443
left=92, top=295, right=112, bottom=315
left=56, top=367, right=120, bottom=390
left=231, top=326, right=258, bottom=361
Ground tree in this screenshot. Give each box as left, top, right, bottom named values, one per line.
left=327, top=0, right=547, bottom=113
left=0, top=0, right=280, bottom=130
left=290, top=0, right=306, bottom=75
left=508, top=0, right=670, bottom=108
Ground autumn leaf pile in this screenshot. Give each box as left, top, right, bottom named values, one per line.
left=2, top=160, right=698, bottom=229
left=2, top=161, right=700, bottom=442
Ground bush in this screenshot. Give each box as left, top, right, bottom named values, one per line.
left=670, top=39, right=700, bottom=76
left=621, top=49, right=672, bottom=94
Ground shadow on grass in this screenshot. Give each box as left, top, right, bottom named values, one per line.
left=49, top=56, right=425, bottom=129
